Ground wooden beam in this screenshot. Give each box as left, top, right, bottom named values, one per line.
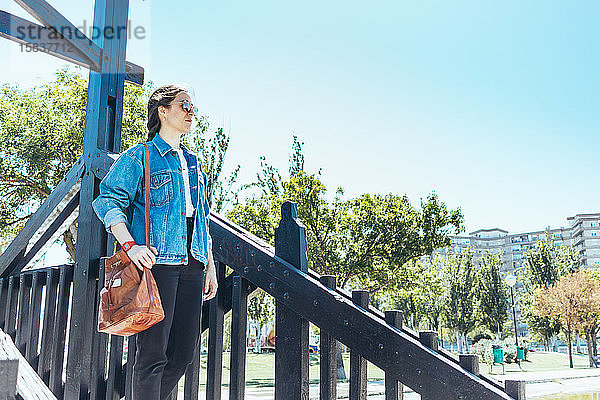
left=209, top=213, right=514, bottom=400
left=0, top=159, right=84, bottom=278
left=0, top=328, right=57, bottom=399
left=13, top=0, right=102, bottom=70
left=0, top=11, right=144, bottom=85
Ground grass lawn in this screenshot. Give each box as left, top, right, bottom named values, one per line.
left=174, top=350, right=596, bottom=392
left=481, top=351, right=593, bottom=375
left=190, top=352, right=384, bottom=388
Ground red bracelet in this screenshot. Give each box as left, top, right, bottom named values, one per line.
left=121, top=241, right=136, bottom=252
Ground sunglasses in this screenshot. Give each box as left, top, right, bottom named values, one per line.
left=170, top=99, right=198, bottom=115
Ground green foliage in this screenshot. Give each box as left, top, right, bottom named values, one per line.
left=0, top=67, right=150, bottom=254
left=521, top=231, right=580, bottom=348
left=441, top=247, right=478, bottom=337
left=476, top=251, right=509, bottom=336
left=183, top=120, right=240, bottom=212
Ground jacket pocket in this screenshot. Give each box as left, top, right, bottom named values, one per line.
left=149, top=171, right=173, bottom=207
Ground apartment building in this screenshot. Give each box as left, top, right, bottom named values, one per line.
left=437, top=213, right=600, bottom=275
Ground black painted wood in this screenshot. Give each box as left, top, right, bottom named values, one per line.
left=418, top=331, right=438, bottom=352
left=275, top=202, right=310, bottom=400
left=25, top=271, right=45, bottom=370
left=209, top=212, right=513, bottom=400
left=0, top=11, right=143, bottom=85
left=0, top=278, right=7, bottom=330
left=105, top=335, right=124, bottom=400
left=350, top=290, right=369, bottom=400
left=459, top=355, right=480, bottom=376
left=183, top=269, right=205, bottom=400
left=206, top=262, right=226, bottom=400
left=13, top=0, right=102, bottom=69
left=183, top=345, right=201, bottom=400
left=89, top=269, right=107, bottom=400
left=505, top=380, right=525, bottom=400
left=122, top=335, right=136, bottom=400
left=384, top=311, right=403, bottom=400
left=15, top=273, right=32, bottom=354
left=4, top=276, right=19, bottom=340
left=38, top=268, right=59, bottom=384
left=124, top=335, right=136, bottom=400
left=49, top=264, right=73, bottom=398
left=0, top=159, right=84, bottom=278
left=13, top=192, right=80, bottom=273
left=319, top=275, right=337, bottom=400
left=229, top=275, right=249, bottom=400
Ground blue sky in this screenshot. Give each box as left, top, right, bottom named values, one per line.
left=2, top=0, right=599, bottom=239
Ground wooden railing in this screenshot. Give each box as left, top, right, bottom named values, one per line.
left=0, top=202, right=525, bottom=400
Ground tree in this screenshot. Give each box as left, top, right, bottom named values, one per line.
left=0, top=67, right=239, bottom=260
left=0, top=68, right=150, bottom=257
left=442, top=247, right=477, bottom=353
left=533, top=270, right=600, bottom=367
left=476, top=251, right=509, bottom=339
left=522, top=232, right=580, bottom=349
left=246, top=289, right=275, bottom=352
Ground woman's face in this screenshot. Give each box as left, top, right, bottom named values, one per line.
left=160, top=91, right=195, bottom=134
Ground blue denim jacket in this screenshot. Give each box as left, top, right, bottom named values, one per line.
left=92, top=134, right=212, bottom=265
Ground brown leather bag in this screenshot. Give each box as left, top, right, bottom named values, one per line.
left=97, top=144, right=165, bottom=336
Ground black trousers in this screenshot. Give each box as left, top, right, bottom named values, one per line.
left=132, top=217, right=205, bottom=400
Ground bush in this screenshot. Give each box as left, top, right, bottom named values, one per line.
left=471, top=339, right=494, bottom=365
left=502, top=338, right=517, bottom=363
left=473, top=333, right=493, bottom=344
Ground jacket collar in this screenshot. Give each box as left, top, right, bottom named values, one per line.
left=151, top=133, right=194, bottom=158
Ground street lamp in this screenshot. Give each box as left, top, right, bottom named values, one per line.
left=504, top=274, right=519, bottom=349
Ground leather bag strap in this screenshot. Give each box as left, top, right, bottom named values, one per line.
left=143, top=144, right=155, bottom=305
left=144, top=144, right=151, bottom=245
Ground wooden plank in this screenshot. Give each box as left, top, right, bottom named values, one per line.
left=0, top=328, right=57, bottom=399
left=0, top=159, right=84, bottom=278
left=105, top=334, right=124, bottom=400
left=89, top=269, right=107, bottom=400
left=4, top=277, right=19, bottom=340
left=25, top=271, right=45, bottom=370
left=209, top=214, right=514, bottom=400
left=37, top=268, right=59, bottom=384
left=0, top=10, right=143, bottom=85
left=505, top=380, right=525, bottom=400
left=124, top=335, right=136, bottom=400
left=15, top=273, right=33, bottom=354
left=13, top=0, right=102, bottom=69
left=229, top=276, right=248, bottom=400
left=0, top=358, right=18, bottom=399
left=183, top=346, right=201, bottom=400
left=350, top=290, right=369, bottom=400
left=183, top=270, right=204, bottom=400
left=49, top=264, right=73, bottom=398
left=0, top=278, right=8, bottom=331
left=15, top=192, right=79, bottom=273
left=384, top=311, right=403, bottom=400
left=319, top=275, right=337, bottom=400
left=206, top=262, right=226, bottom=400
left=274, top=202, right=310, bottom=400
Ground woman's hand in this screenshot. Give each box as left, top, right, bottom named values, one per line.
left=203, top=254, right=218, bottom=301
left=127, top=245, right=158, bottom=271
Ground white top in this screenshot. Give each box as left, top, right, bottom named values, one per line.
left=174, top=148, right=195, bottom=217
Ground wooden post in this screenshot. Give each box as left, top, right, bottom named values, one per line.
left=319, top=275, right=337, bottom=400
left=505, top=380, right=526, bottom=400
left=0, top=359, right=18, bottom=399
left=229, top=275, right=249, bottom=400
left=275, top=201, right=310, bottom=400
left=350, top=290, right=369, bottom=400
left=418, top=331, right=438, bottom=352
left=206, top=262, right=226, bottom=400
left=384, top=310, right=403, bottom=400
left=25, top=271, right=44, bottom=370
left=459, top=354, right=480, bottom=376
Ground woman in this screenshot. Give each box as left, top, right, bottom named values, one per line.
left=92, top=84, right=218, bottom=399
